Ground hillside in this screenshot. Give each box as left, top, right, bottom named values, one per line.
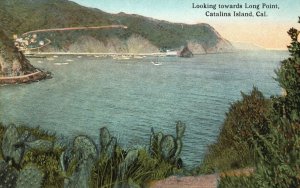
left=0, top=0, right=234, bottom=54
left=0, top=29, right=48, bottom=83
left=0, top=29, right=35, bottom=76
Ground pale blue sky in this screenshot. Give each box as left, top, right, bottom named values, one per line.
left=71, top=0, right=300, bottom=49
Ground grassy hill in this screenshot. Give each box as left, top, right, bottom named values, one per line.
left=0, top=0, right=233, bottom=53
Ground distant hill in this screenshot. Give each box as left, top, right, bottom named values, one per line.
left=0, top=0, right=234, bottom=54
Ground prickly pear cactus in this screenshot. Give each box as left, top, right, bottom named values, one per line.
left=173, top=138, right=183, bottom=162
left=15, top=164, right=44, bottom=188
left=18, top=131, right=31, bottom=143
left=160, top=135, right=176, bottom=161
left=0, top=160, right=18, bottom=188
left=2, top=125, right=24, bottom=165
left=176, top=121, right=186, bottom=139
left=106, top=137, right=117, bottom=159
left=24, top=140, right=53, bottom=152
left=173, top=121, right=185, bottom=162
left=118, top=149, right=139, bottom=180
left=64, top=136, right=98, bottom=188
left=64, top=159, right=94, bottom=188
left=99, top=127, right=117, bottom=158
left=73, top=135, right=98, bottom=161
left=100, top=127, right=111, bottom=149
left=149, top=128, right=163, bottom=157
left=149, top=122, right=186, bottom=165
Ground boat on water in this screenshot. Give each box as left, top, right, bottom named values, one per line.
left=54, top=62, right=69, bottom=65
left=151, top=56, right=162, bottom=65
left=151, top=61, right=162, bottom=66
left=113, top=55, right=131, bottom=60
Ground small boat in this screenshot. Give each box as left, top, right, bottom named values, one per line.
left=151, top=61, right=162, bottom=66
left=54, top=62, right=69, bottom=65
left=151, top=56, right=162, bottom=65
left=120, top=55, right=131, bottom=60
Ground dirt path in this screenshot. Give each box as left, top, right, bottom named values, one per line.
left=149, top=174, right=219, bottom=188
left=149, top=168, right=254, bottom=188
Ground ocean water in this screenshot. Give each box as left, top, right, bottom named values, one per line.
left=0, top=51, right=287, bottom=168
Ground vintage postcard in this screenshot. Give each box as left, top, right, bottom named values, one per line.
left=0, top=0, right=299, bottom=187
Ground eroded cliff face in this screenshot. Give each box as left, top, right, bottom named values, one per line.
left=0, top=30, right=35, bottom=77
left=206, top=39, right=235, bottom=53
left=186, top=24, right=235, bottom=54
left=67, top=34, right=159, bottom=53
left=42, top=34, right=232, bottom=55
left=187, top=41, right=206, bottom=54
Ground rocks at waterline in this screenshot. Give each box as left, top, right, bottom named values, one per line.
left=179, top=46, right=193, bottom=58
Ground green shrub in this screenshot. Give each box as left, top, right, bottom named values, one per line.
left=219, top=176, right=255, bottom=188
left=218, top=17, right=300, bottom=188
left=274, top=19, right=300, bottom=121
left=197, top=87, right=271, bottom=174
left=251, top=120, right=300, bottom=188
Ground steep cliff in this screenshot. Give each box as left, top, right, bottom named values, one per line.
left=68, top=34, right=159, bottom=53
left=0, top=30, right=35, bottom=77
left=0, top=0, right=234, bottom=54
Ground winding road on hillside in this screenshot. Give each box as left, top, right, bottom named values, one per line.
left=19, top=25, right=128, bottom=51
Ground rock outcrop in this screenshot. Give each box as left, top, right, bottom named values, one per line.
left=126, top=34, right=159, bottom=53
left=68, top=34, right=159, bottom=53
left=0, top=30, right=47, bottom=84
left=202, top=24, right=235, bottom=53
left=0, top=30, right=35, bottom=77
left=179, top=46, right=193, bottom=58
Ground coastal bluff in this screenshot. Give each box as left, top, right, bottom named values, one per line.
left=0, top=30, right=47, bottom=84
left=0, top=0, right=234, bottom=55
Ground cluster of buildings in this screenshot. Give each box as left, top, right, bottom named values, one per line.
left=13, top=34, right=46, bottom=52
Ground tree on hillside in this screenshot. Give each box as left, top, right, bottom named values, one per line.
left=218, top=17, right=300, bottom=188
left=274, top=17, right=300, bottom=122
left=251, top=16, right=300, bottom=188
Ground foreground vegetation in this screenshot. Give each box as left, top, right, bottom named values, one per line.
left=197, top=18, right=300, bottom=187
left=1, top=3, right=299, bottom=185
left=0, top=121, right=186, bottom=187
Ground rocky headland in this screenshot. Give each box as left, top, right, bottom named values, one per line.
left=0, top=30, right=47, bottom=84
left=0, top=0, right=235, bottom=86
